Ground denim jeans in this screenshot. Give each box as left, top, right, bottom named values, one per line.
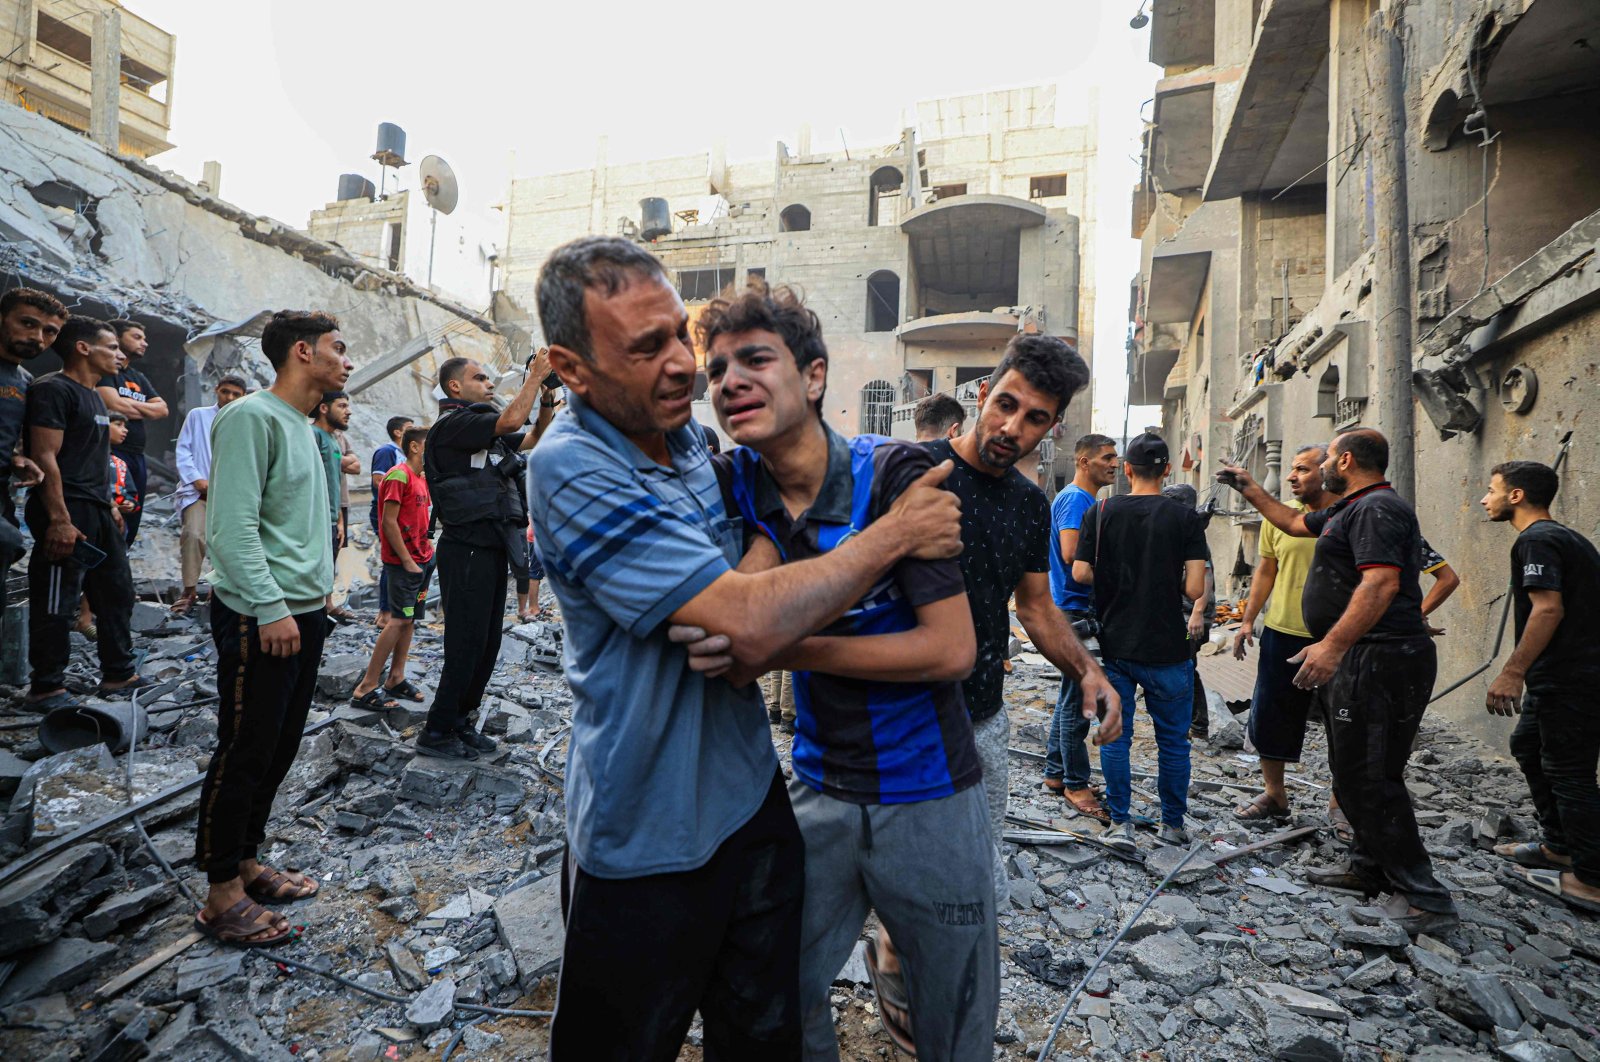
left=1100, top=658, right=1193, bottom=827
left=1045, top=676, right=1093, bottom=788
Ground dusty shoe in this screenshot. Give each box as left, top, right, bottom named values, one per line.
left=1304, top=861, right=1382, bottom=895
left=1102, top=821, right=1138, bottom=854
left=457, top=729, right=497, bottom=755
left=417, top=731, right=478, bottom=761
left=1157, top=824, right=1190, bottom=847
left=1353, top=893, right=1458, bottom=936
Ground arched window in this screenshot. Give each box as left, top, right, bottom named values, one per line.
left=779, top=204, right=811, bottom=232
left=860, top=379, right=895, bottom=436
left=868, top=166, right=903, bottom=227
left=1315, top=364, right=1340, bottom=419
left=866, top=271, right=900, bottom=332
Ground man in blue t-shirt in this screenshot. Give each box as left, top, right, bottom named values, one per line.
left=1044, top=433, right=1118, bottom=818
left=696, top=282, right=994, bottom=1060
left=528, top=237, right=963, bottom=1059
left=369, top=415, right=411, bottom=627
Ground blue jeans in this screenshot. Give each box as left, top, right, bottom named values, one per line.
left=1100, top=658, right=1193, bottom=827
left=1045, top=676, right=1093, bottom=788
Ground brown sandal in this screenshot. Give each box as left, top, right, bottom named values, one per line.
left=1234, top=792, right=1290, bottom=822
left=245, top=867, right=319, bottom=904
left=1328, top=806, right=1355, bottom=844
left=1064, top=787, right=1110, bottom=824
left=193, top=896, right=292, bottom=948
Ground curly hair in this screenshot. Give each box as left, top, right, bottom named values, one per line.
left=695, top=284, right=828, bottom=416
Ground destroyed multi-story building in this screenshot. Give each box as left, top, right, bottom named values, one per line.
left=1128, top=0, right=1600, bottom=740
left=500, top=86, right=1099, bottom=489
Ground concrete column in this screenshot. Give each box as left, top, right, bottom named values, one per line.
left=1263, top=440, right=1283, bottom=498
left=90, top=7, right=122, bottom=154
left=1363, top=10, right=1416, bottom=499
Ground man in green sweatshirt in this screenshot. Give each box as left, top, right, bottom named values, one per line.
left=192, top=309, right=352, bottom=947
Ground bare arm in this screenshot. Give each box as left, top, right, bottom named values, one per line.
left=1183, top=559, right=1208, bottom=612
left=1014, top=570, right=1123, bottom=744
left=773, top=594, right=975, bottom=683
left=1216, top=464, right=1313, bottom=537
left=1421, top=564, right=1459, bottom=617
left=495, top=369, right=544, bottom=437
left=1287, top=567, right=1399, bottom=689
left=1233, top=555, right=1278, bottom=658
left=340, top=453, right=361, bottom=474
left=27, top=425, right=84, bottom=559
left=96, top=385, right=136, bottom=418
left=140, top=396, right=169, bottom=420
left=1487, top=588, right=1562, bottom=715
left=381, top=500, right=418, bottom=571
left=1058, top=527, right=1079, bottom=575
left=1072, top=559, right=1093, bottom=585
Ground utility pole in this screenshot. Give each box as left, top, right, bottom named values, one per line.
left=90, top=7, right=122, bottom=154
left=1363, top=8, right=1416, bottom=499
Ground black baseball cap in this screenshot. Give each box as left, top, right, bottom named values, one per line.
left=1125, top=432, right=1169, bottom=466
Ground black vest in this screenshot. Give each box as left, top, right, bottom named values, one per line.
left=424, top=404, right=528, bottom=531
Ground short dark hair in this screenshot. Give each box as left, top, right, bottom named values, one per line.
left=989, top=334, right=1089, bottom=418
left=107, top=411, right=128, bottom=424
left=1075, top=432, right=1116, bottom=457
left=1, top=288, right=67, bottom=319
left=1332, top=428, right=1389, bottom=475
left=438, top=357, right=476, bottom=395
left=1492, top=460, right=1559, bottom=508
left=217, top=374, right=248, bottom=391
left=401, top=426, right=430, bottom=454
left=536, top=236, right=669, bottom=362
left=1162, top=482, right=1198, bottom=508
left=109, top=319, right=142, bottom=339
left=386, top=415, right=414, bottom=441
left=696, top=285, right=829, bottom=416
left=53, top=315, right=115, bottom=359
left=913, top=394, right=965, bottom=437
left=318, top=390, right=347, bottom=411
left=261, top=310, right=339, bottom=369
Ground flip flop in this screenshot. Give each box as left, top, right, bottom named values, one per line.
left=1509, top=868, right=1600, bottom=916
left=865, top=937, right=917, bottom=1057
left=383, top=679, right=426, bottom=703
left=24, top=690, right=84, bottom=713
left=352, top=688, right=401, bottom=712
left=1063, top=787, right=1111, bottom=824
left=1328, top=806, right=1355, bottom=845
left=1494, top=841, right=1569, bottom=871
left=193, top=896, right=293, bottom=948
left=96, top=675, right=155, bottom=699
left=244, top=867, right=320, bottom=905
left=1235, top=792, right=1291, bottom=823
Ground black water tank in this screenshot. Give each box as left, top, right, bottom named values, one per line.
left=336, top=173, right=375, bottom=201
left=375, top=122, right=407, bottom=166
left=640, top=197, right=672, bottom=241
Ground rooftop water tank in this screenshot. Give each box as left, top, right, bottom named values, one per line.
left=640, top=197, right=672, bottom=241
left=374, top=123, right=407, bottom=167
left=336, top=173, right=375, bottom=202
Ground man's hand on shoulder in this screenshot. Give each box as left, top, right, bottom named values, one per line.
left=884, top=460, right=962, bottom=560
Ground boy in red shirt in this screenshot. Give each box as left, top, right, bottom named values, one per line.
left=351, top=426, right=433, bottom=709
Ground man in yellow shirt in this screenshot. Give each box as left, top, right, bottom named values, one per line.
left=1232, top=445, right=1333, bottom=820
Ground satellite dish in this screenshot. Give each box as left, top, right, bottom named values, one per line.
left=420, top=155, right=459, bottom=216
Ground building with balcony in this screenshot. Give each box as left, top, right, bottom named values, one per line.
left=500, top=85, right=1097, bottom=490
left=0, top=0, right=174, bottom=158
left=1127, top=0, right=1600, bottom=738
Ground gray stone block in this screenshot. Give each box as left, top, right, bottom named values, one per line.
left=0, top=841, right=115, bottom=957
left=0, top=937, right=117, bottom=1005
left=82, top=881, right=173, bottom=939
left=406, top=977, right=457, bottom=1032
left=494, top=873, right=563, bottom=991
left=1127, top=930, right=1219, bottom=995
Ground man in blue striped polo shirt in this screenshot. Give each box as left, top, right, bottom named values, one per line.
left=698, top=283, right=995, bottom=1061
left=527, top=237, right=964, bottom=1060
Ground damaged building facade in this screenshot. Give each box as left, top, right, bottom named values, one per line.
left=500, top=86, right=1099, bottom=489
left=1128, top=0, right=1600, bottom=740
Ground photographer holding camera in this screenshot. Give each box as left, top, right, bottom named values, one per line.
left=417, top=350, right=557, bottom=760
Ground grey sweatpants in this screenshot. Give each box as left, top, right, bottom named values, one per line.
left=972, top=709, right=1012, bottom=905
left=791, top=779, right=999, bottom=1062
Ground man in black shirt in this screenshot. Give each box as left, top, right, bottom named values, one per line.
left=1218, top=428, right=1456, bottom=934
left=1075, top=433, right=1208, bottom=851
left=1482, top=461, right=1600, bottom=911
left=924, top=334, right=1122, bottom=882
left=97, top=320, right=168, bottom=545
left=418, top=353, right=556, bottom=759
left=0, top=289, right=58, bottom=535
left=25, top=316, right=140, bottom=709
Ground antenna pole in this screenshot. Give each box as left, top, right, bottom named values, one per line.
left=428, top=207, right=438, bottom=288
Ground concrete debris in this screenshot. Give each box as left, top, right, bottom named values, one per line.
left=0, top=841, right=115, bottom=957
left=82, top=880, right=173, bottom=939
left=1127, top=930, right=1220, bottom=995
left=174, top=950, right=244, bottom=999
left=0, top=936, right=117, bottom=1005
left=1254, top=982, right=1349, bottom=1021
left=404, top=976, right=457, bottom=1031
left=494, top=873, right=564, bottom=991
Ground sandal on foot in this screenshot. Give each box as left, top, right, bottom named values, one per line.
left=96, top=675, right=155, bottom=699
left=1511, top=868, right=1600, bottom=916
left=865, top=937, right=917, bottom=1056
left=352, top=687, right=401, bottom=712
left=1065, top=787, right=1111, bottom=824
left=244, top=867, right=319, bottom=904
left=383, top=679, right=426, bottom=703
left=25, top=690, right=84, bottom=713
left=1328, top=806, right=1355, bottom=844
left=170, top=594, right=198, bottom=616
left=1234, top=792, right=1291, bottom=823
left=1494, top=841, right=1569, bottom=871
left=194, top=896, right=292, bottom=947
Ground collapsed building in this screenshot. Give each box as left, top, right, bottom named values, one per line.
left=500, top=85, right=1100, bottom=490
left=1128, top=0, right=1600, bottom=743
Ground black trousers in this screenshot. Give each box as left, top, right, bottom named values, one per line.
left=194, top=600, right=329, bottom=883
left=1318, top=636, right=1454, bottom=913
left=26, top=499, right=135, bottom=693
left=424, top=538, right=508, bottom=735
left=1510, top=688, right=1600, bottom=888
left=115, top=450, right=146, bottom=545
left=552, top=770, right=804, bottom=1061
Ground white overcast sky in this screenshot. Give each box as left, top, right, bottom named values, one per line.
left=136, top=0, right=1162, bottom=434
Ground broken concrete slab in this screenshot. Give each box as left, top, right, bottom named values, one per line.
left=1264, top=1011, right=1343, bottom=1062
left=398, top=759, right=474, bottom=808
left=1344, top=955, right=1398, bottom=992
left=1463, top=973, right=1525, bottom=1031
left=83, top=881, right=173, bottom=939
left=1256, top=983, right=1349, bottom=1021
left=1504, top=979, right=1581, bottom=1031
left=1337, top=919, right=1409, bottom=948
left=316, top=654, right=368, bottom=699
left=0, top=936, right=117, bottom=1005
left=493, top=873, right=563, bottom=991
left=1127, top=930, right=1220, bottom=995
left=0, top=841, right=115, bottom=957
left=405, top=976, right=457, bottom=1032
left=175, top=951, right=244, bottom=999
left=0, top=748, right=29, bottom=800
left=834, top=940, right=869, bottom=986
left=385, top=940, right=428, bottom=991
left=28, top=746, right=200, bottom=842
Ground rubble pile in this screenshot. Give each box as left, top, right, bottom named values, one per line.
left=1, top=604, right=1596, bottom=1059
